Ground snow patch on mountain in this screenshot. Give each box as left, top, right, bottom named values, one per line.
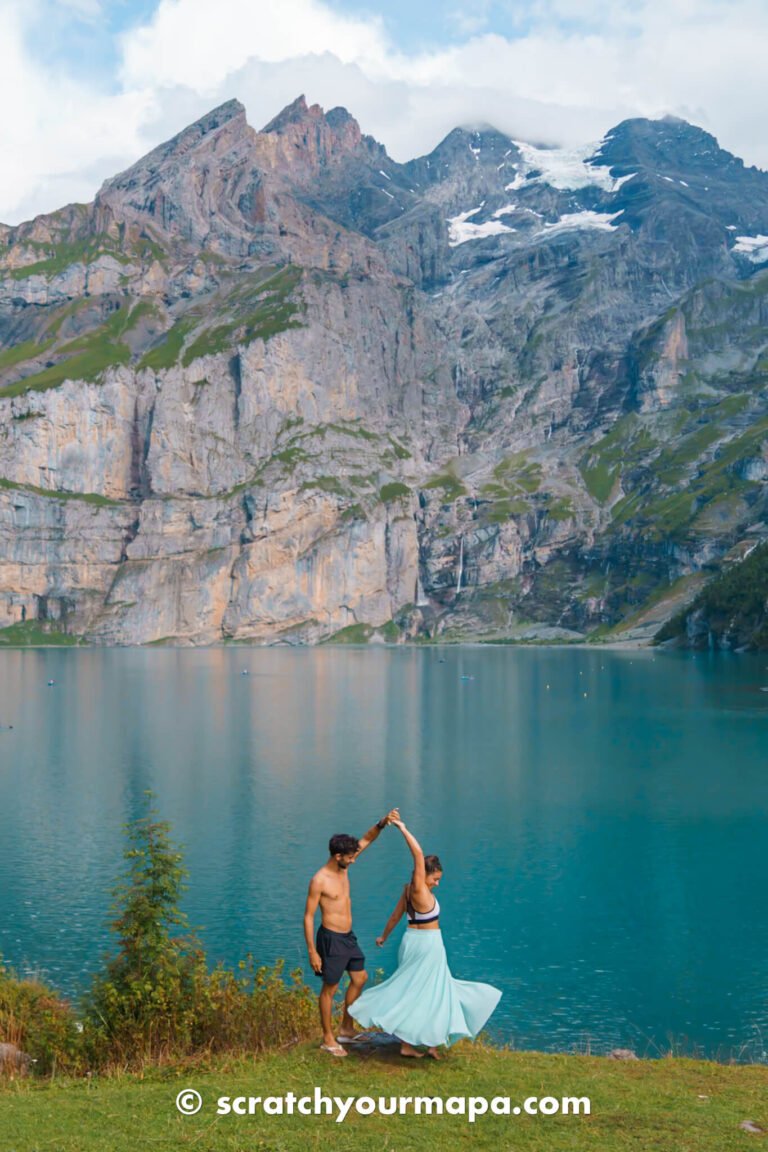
left=733, top=234, right=768, bottom=263
left=542, top=210, right=623, bottom=235
left=509, top=140, right=634, bottom=193
left=448, top=204, right=516, bottom=245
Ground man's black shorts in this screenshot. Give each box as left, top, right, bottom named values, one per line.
left=315, top=925, right=366, bottom=986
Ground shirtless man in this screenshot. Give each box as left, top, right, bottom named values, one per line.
left=304, top=810, right=399, bottom=1057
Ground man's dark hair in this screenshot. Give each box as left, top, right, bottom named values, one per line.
left=329, top=833, right=360, bottom=857
left=424, top=854, right=443, bottom=875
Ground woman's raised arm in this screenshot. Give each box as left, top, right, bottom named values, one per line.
left=391, top=819, right=426, bottom=888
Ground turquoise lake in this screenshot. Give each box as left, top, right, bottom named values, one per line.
left=0, top=646, right=766, bottom=1059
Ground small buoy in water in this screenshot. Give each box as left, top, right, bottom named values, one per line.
left=545, top=684, right=550, bottom=690
left=460, top=675, right=474, bottom=681
left=583, top=692, right=588, bottom=698
left=47, top=680, right=55, bottom=687
left=241, top=669, right=249, bottom=676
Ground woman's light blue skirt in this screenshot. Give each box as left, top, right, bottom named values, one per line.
left=351, top=929, right=501, bottom=1048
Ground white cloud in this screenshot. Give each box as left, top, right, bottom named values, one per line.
left=0, top=2, right=152, bottom=223
left=1, top=0, right=768, bottom=225
left=119, top=0, right=389, bottom=91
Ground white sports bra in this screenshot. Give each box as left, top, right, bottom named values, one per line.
left=406, top=891, right=440, bottom=924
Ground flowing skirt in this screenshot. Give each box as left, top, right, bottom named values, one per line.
left=351, top=929, right=501, bottom=1048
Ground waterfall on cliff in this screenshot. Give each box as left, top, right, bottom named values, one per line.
left=416, top=574, right=430, bottom=607
left=456, top=535, right=464, bottom=596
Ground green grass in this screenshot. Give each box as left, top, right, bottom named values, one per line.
left=475, top=455, right=544, bottom=519
left=481, top=498, right=530, bottom=524
left=379, top=482, right=410, bottom=503
left=651, top=424, right=724, bottom=486
left=299, top=476, right=346, bottom=496
left=181, top=303, right=302, bottom=365
left=0, top=338, right=54, bottom=373
left=0, top=477, right=120, bottom=506
left=325, top=422, right=379, bottom=443
left=138, top=317, right=196, bottom=371
left=340, top=503, right=366, bottom=523
left=181, top=266, right=304, bottom=366
left=132, top=234, right=169, bottom=265
left=388, top=437, right=411, bottom=459
left=492, top=454, right=542, bottom=494
left=544, top=497, right=574, bottom=521
left=0, top=299, right=151, bottom=397
left=423, top=474, right=467, bottom=502
left=274, top=445, right=312, bottom=470
left=3, top=233, right=123, bottom=278
left=0, top=621, right=81, bottom=646
left=2, top=1045, right=766, bottom=1151
left=581, top=460, right=616, bottom=503
left=6, top=235, right=131, bottom=280
left=614, top=416, right=768, bottom=539
left=324, top=622, right=376, bottom=643
left=580, top=417, right=655, bottom=504
left=40, top=297, right=93, bottom=340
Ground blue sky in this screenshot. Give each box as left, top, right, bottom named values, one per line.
left=2, top=0, right=766, bottom=225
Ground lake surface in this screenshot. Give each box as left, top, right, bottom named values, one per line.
left=1, top=645, right=767, bottom=1060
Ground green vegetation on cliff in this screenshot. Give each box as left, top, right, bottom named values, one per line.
left=0, top=620, right=82, bottom=646
left=5, top=234, right=131, bottom=280
left=135, top=265, right=304, bottom=371
left=0, top=299, right=155, bottom=397
left=655, top=541, right=768, bottom=649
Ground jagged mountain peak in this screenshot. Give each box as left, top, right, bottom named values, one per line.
left=99, top=97, right=252, bottom=198
left=261, top=93, right=313, bottom=132
left=257, top=93, right=366, bottom=177
left=261, top=94, right=360, bottom=140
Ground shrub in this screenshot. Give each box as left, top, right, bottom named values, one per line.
left=0, top=957, right=82, bottom=1076
left=82, top=799, right=317, bottom=1070
left=198, top=957, right=316, bottom=1054
left=83, top=801, right=209, bottom=1067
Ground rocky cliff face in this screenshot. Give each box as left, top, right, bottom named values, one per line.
left=1, top=99, right=767, bottom=644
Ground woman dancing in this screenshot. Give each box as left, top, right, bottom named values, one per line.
left=350, top=817, right=501, bottom=1058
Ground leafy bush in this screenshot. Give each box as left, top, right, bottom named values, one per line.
left=0, top=958, right=82, bottom=1076
left=197, top=957, right=316, bottom=1054
left=83, top=804, right=212, bottom=1066
left=82, top=800, right=317, bottom=1070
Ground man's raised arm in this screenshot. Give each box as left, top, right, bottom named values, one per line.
left=356, top=808, right=400, bottom=856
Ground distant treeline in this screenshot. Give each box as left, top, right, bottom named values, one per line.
left=655, top=542, right=768, bottom=650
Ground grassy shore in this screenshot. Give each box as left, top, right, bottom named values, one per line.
left=2, top=1044, right=767, bottom=1151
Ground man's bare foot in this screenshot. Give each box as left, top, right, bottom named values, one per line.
left=400, top=1043, right=424, bottom=1058
left=426, top=1047, right=441, bottom=1060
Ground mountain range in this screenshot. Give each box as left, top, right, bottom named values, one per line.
left=1, top=95, right=767, bottom=646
